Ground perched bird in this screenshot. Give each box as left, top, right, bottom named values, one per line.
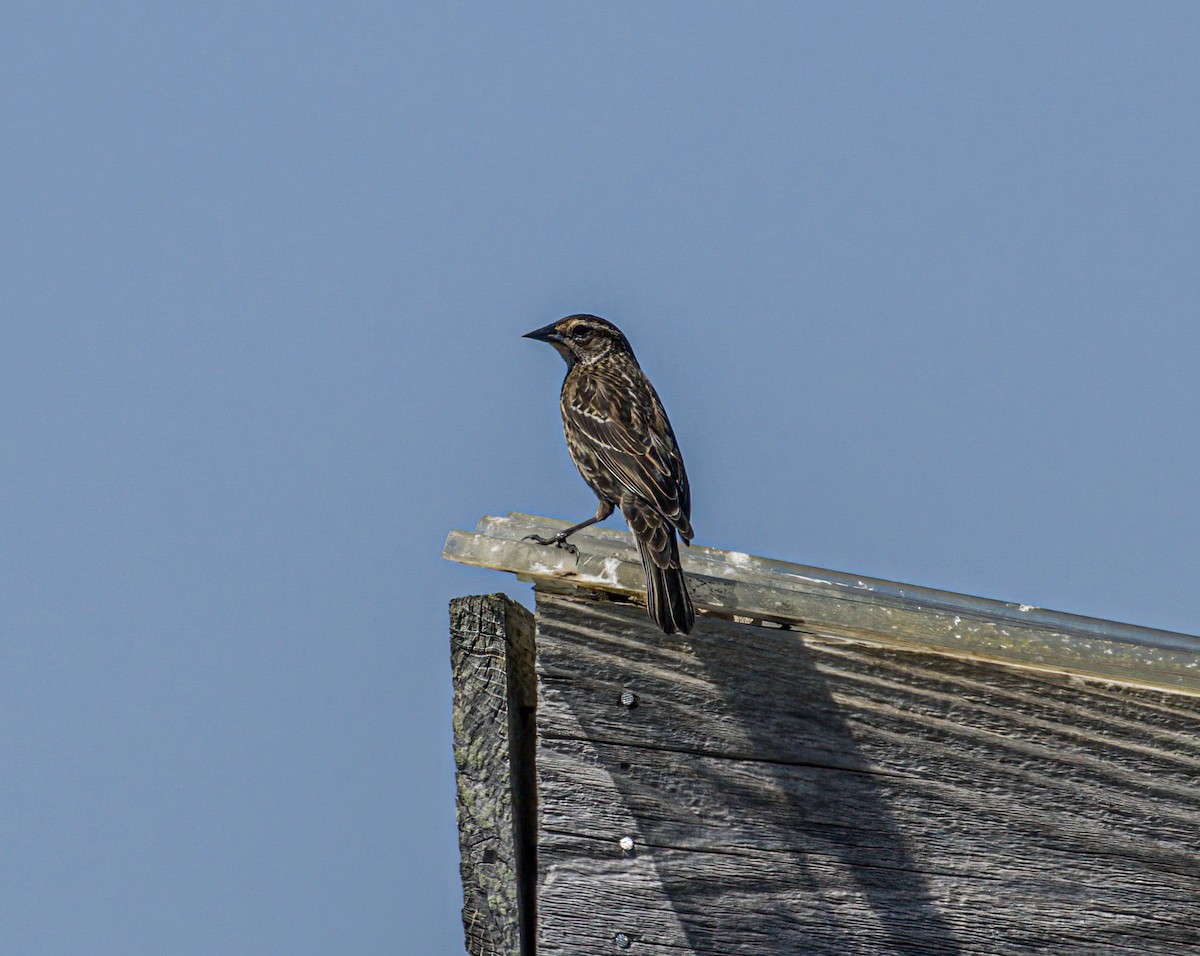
left=523, top=314, right=694, bottom=634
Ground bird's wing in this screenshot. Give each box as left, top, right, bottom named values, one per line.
left=565, top=362, right=692, bottom=539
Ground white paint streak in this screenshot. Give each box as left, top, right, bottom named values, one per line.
left=598, top=557, right=621, bottom=584
left=780, top=573, right=831, bottom=585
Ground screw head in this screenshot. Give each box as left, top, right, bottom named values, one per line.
left=619, top=690, right=638, bottom=708
left=619, top=836, right=634, bottom=852
left=614, top=933, right=631, bottom=949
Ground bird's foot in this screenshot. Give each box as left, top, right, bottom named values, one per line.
left=523, top=532, right=579, bottom=556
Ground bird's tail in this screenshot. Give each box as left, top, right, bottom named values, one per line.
left=634, top=529, right=694, bottom=635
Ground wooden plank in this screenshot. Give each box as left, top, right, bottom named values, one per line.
left=533, top=591, right=1200, bottom=954
left=449, top=595, right=537, bottom=956
left=443, top=513, right=1200, bottom=696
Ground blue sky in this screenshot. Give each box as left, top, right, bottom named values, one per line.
left=2, top=4, right=1198, bottom=953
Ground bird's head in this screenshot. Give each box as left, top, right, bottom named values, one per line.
left=523, top=314, right=633, bottom=368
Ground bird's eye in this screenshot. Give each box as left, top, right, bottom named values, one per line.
left=569, top=326, right=590, bottom=340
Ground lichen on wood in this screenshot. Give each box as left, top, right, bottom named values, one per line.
left=449, top=595, right=536, bottom=956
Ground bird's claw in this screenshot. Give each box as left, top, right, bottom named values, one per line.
left=523, top=533, right=579, bottom=556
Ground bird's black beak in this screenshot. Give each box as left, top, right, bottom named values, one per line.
left=523, top=321, right=563, bottom=344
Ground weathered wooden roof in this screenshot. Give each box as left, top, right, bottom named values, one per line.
left=443, top=513, right=1200, bottom=696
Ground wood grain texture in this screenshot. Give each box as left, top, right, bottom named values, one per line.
left=532, top=590, right=1200, bottom=955
left=449, top=595, right=537, bottom=956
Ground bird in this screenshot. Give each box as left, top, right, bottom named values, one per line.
left=523, top=314, right=695, bottom=634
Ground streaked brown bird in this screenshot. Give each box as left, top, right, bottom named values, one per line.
left=523, top=314, right=694, bottom=634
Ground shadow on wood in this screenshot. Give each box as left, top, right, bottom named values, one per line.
left=535, top=593, right=961, bottom=954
